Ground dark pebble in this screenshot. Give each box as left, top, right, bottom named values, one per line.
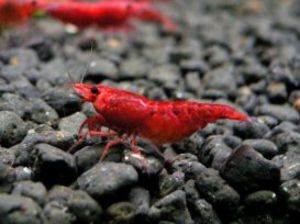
left=120, top=57, right=149, bottom=78
left=204, top=45, right=229, bottom=67
left=159, top=171, right=185, bottom=197
left=174, top=133, right=204, bottom=155
left=43, top=200, right=75, bottom=224
left=42, top=87, right=81, bottom=117
left=0, top=194, right=43, bottom=224
left=171, top=153, right=206, bottom=179
left=266, top=82, right=288, bottom=103
left=243, top=139, right=278, bottom=159
left=14, top=129, right=75, bottom=166
left=256, top=104, right=300, bottom=123
left=148, top=65, right=180, bottom=89
left=272, top=148, right=300, bottom=181
left=203, top=65, right=236, bottom=94
left=199, top=135, right=233, bottom=170
left=0, top=111, right=28, bottom=147
left=129, top=187, right=150, bottom=219
left=244, top=190, right=277, bottom=211
left=0, top=161, right=15, bottom=193
left=12, top=180, right=47, bottom=206
left=86, top=59, right=119, bottom=80
left=29, top=98, right=59, bottom=124
left=106, top=202, right=136, bottom=224
left=124, top=151, right=164, bottom=176
left=40, top=59, right=69, bottom=85
left=67, top=190, right=103, bottom=224
left=47, top=185, right=73, bottom=202
left=74, top=145, right=102, bottom=174
left=195, top=168, right=240, bottom=220
left=280, top=179, right=300, bottom=214
left=0, top=48, right=39, bottom=69
left=32, top=143, right=77, bottom=187
left=13, top=166, right=33, bottom=182
left=149, top=190, right=193, bottom=223
left=191, top=199, right=222, bottom=224
left=27, top=37, right=54, bottom=62
left=233, top=120, right=270, bottom=139
left=184, top=72, right=203, bottom=94
left=77, top=162, right=138, bottom=199
left=180, top=59, right=208, bottom=75
left=221, top=145, right=280, bottom=193
left=183, top=180, right=199, bottom=205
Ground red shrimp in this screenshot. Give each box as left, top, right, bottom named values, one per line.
left=40, top=0, right=176, bottom=31
left=0, top=0, right=69, bottom=28
left=72, top=83, right=250, bottom=161
left=0, top=0, right=38, bottom=28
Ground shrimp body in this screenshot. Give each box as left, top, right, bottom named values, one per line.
left=73, top=84, right=249, bottom=160
left=41, top=0, right=176, bottom=31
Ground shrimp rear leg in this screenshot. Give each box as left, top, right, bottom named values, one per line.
left=130, top=135, right=149, bottom=172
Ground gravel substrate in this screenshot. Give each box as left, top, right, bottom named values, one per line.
left=1, top=0, right=300, bottom=223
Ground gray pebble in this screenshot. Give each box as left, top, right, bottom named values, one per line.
left=44, top=200, right=75, bottom=224
left=77, top=162, right=138, bottom=199
left=12, top=181, right=47, bottom=206
left=29, top=98, right=59, bottom=124
left=0, top=194, right=44, bottom=224
left=58, top=112, right=87, bottom=136
left=148, top=65, right=180, bottom=89
left=256, top=104, right=300, bottom=123
left=0, top=111, right=28, bottom=147
left=40, top=59, right=69, bottom=85
left=120, top=57, right=149, bottom=78
left=33, top=143, right=77, bottom=187
left=221, top=145, right=280, bottom=192
left=203, top=65, right=236, bottom=93
left=86, top=59, right=119, bottom=80
left=0, top=48, right=39, bottom=68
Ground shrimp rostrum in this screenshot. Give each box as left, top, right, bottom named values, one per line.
left=73, top=83, right=250, bottom=161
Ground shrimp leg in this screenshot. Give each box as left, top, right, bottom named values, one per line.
left=130, top=135, right=149, bottom=172
left=100, top=133, right=128, bottom=161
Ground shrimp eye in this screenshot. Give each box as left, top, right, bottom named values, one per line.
left=91, top=87, right=99, bottom=94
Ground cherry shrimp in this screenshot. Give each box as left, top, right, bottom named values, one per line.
left=0, top=0, right=69, bottom=28
left=40, top=0, right=177, bottom=32
left=71, top=83, right=250, bottom=163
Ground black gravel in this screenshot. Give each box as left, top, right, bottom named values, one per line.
left=1, top=0, right=300, bottom=223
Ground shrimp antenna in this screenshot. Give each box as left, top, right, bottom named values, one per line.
left=66, top=68, right=75, bottom=84
left=79, top=43, right=94, bottom=83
